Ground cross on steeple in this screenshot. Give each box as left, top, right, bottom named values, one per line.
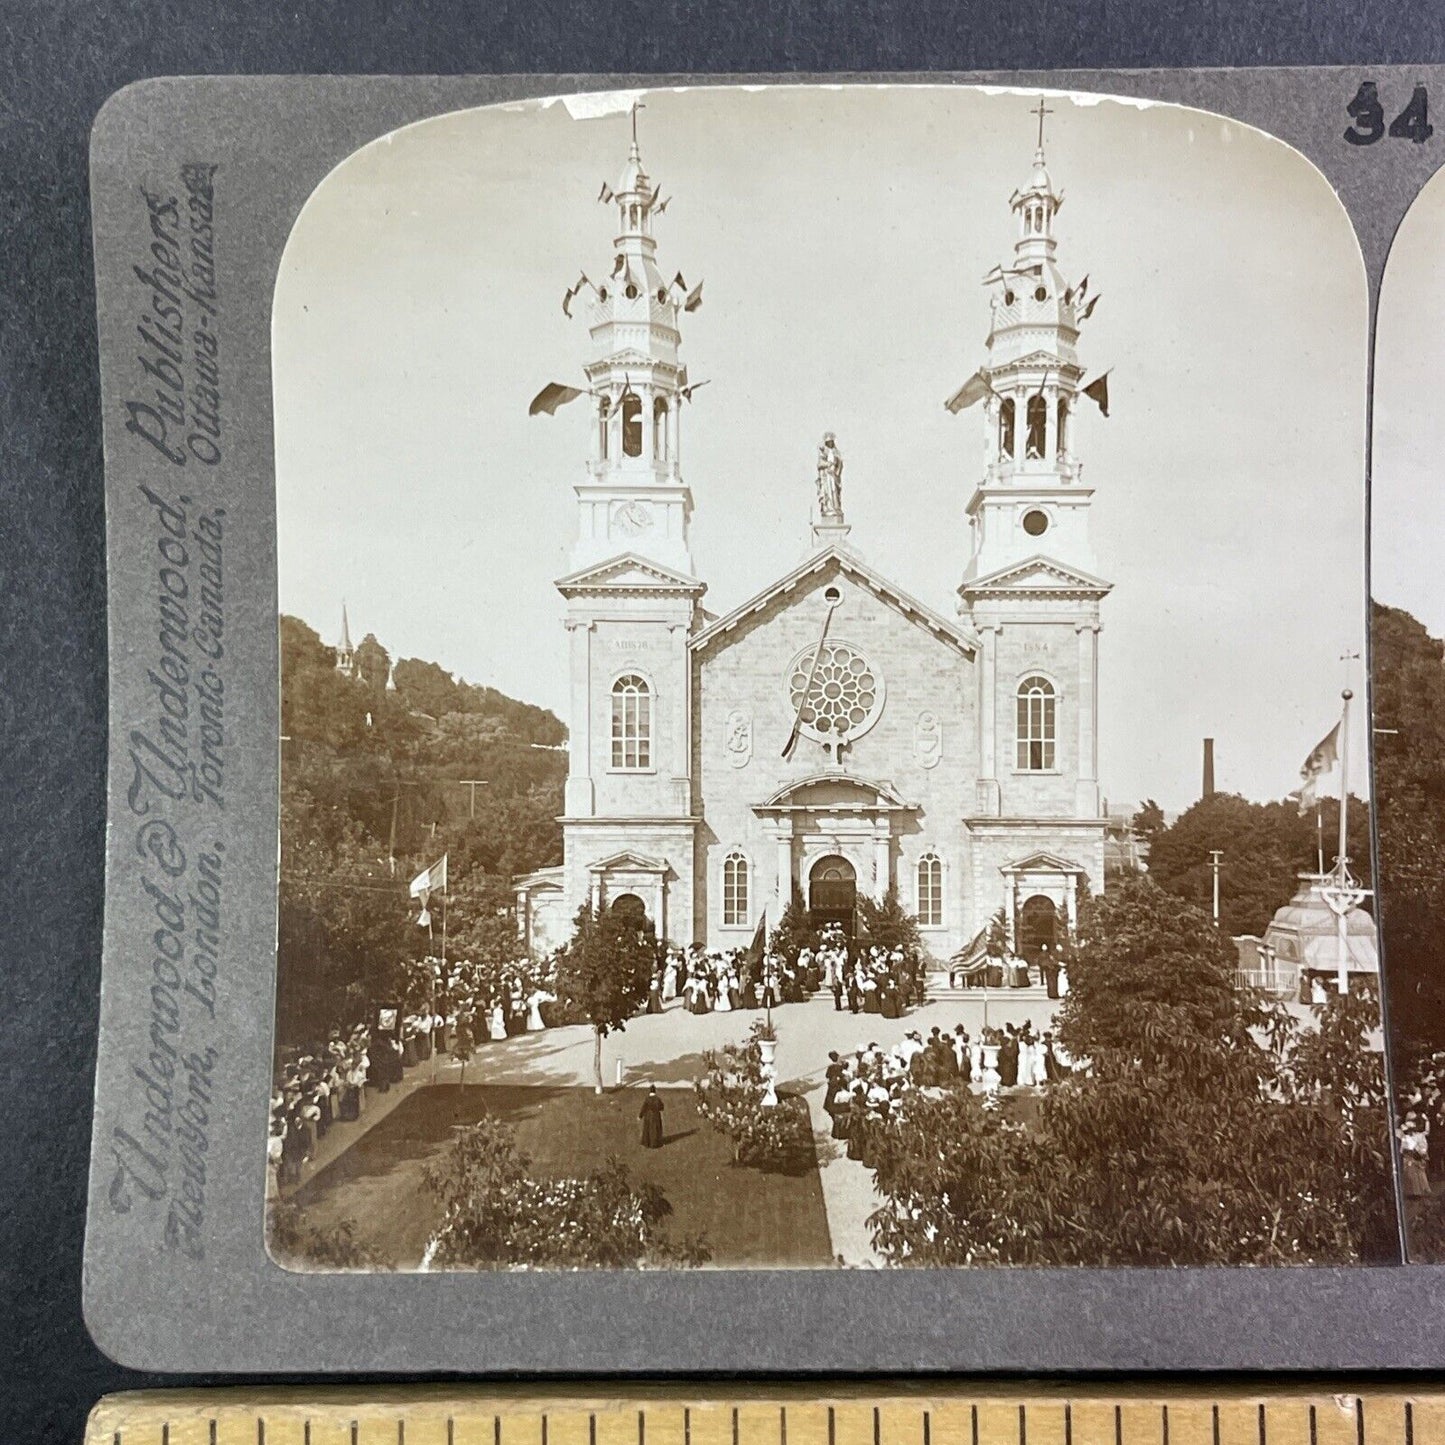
left=1033, top=96, right=1053, bottom=153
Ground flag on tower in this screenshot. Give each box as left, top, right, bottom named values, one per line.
left=945, top=370, right=995, bottom=413
left=1081, top=370, right=1112, bottom=416
left=1079, top=293, right=1101, bottom=321
left=1297, top=721, right=1341, bottom=813
left=684, top=280, right=704, bottom=312
left=597, top=181, right=614, bottom=204
left=529, top=381, right=586, bottom=416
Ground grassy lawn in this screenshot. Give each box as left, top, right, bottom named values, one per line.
left=283, top=1083, right=834, bottom=1269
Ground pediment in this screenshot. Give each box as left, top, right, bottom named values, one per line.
left=588, top=849, right=670, bottom=875
left=555, top=553, right=706, bottom=597
left=1003, top=849, right=1088, bottom=876
left=963, top=553, right=1112, bottom=597
left=692, top=547, right=978, bottom=658
left=756, top=773, right=915, bottom=812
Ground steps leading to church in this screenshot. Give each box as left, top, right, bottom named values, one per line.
left=807, top=984, right=1056, bottom=1005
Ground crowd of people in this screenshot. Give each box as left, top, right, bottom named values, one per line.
left=270, top=920, right=1066, bottom=1196
left=661, top=941, right=820, bottom=1016
left=823, top=1020, right=1074, bottom=1166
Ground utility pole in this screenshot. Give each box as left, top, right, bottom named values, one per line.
left=458, top=779, right=490, bottom=819
left=1209, top=850, right=1223, bottom=927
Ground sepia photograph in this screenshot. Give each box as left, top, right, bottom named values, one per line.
left=264, top=84, right=1394, bottom=1272
left=1370, top=155, right=1445, bottom=1263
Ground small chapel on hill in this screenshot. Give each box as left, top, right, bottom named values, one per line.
left=515, top=105, right=1115, bottom=965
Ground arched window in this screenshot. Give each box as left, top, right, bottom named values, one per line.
left=1056, top=397, right=1069, bottom=458
left=610, top=674, right=652, bottom=769
left=722, top=851, right=750, bottom=928
left=1025, top=394, right=1047, bottom=459
left=653, top=396, right=669, bottom=462
left=621, top=388, right=643, bottom=458
left=1017, top=675, right=1056, bottom=771
left=998, top=397, right=1015, bottom=459
left=916, top=852, right=943, bottom=928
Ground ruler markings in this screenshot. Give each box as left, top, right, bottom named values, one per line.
left=84, top=1393, right=1445, bottom=1445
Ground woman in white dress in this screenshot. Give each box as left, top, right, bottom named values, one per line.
left=488, top=1001, right=508, bottom=1041
left=662, top=956, right=679, bottom=1002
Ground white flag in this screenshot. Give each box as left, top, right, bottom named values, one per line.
left=409, top=853, right=448, bottom=901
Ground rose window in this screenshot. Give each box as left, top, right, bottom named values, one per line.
left=786, top=640, right=885, bottom=746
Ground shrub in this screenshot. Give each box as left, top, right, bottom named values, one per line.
left=422, top=1114, right=709, bottom=1269
left=695, top=1023, right=815, bottom=1174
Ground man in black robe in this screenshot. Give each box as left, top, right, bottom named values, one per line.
left=639, top=1085, right=665, bottom=1148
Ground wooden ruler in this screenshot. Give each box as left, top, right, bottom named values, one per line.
left=85, top=1387, right=1443, bottom=1445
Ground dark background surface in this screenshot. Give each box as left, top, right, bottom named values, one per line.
left=5, top=2, right=1445, bottom=1441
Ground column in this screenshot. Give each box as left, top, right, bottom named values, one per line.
left=1044, top=384, right=1058, bottom=459
left=1065, top=875, right=1078, bottom=933
left=666, top=621, right=690, bottom=811
left=774, top=829, right=793, bottom=910
left=1006, top=873, right=1018, bottom=947
left=977, top=624, right=1001, bottom=815
left=1074, top=621, right=1100, bottom=817
left=873, top=829, right=891, bottom=897
left=564, top=620, right=595, bottom=815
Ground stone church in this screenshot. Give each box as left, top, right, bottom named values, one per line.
left=515, top=109, right=1113, bottom=965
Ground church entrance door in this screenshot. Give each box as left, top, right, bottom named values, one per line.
left=609, top=893, right=649, bottom=928
left=1017, top=894, right=1060, bottom=965
left=809, top=856, right=857, bottom=939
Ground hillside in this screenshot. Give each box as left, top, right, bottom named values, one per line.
left=277, top=615, right=567, bottom=1044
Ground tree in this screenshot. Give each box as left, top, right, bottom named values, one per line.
left=1132, top=798, right=1166, bottom=848
left=856, top=888, right=924, bottom=960
left=1054, top=875, right=1262, bottom=1071
left=767, top=895, right=817, bottom=966
left=1147, top=791, right=1371, bottom=938
left=1372, top=602, right=1445, bottom=1051
left=421, top=1116, right=708, bottom=1269
left=450, top=1014, right=477, bottom=1091
left=555, top=902, right=655, bottom=1093
left=866, top=876, right=1395, bottom=1267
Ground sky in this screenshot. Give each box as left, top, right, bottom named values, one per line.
left=1374, top=166, right=1445, bottom=638
left=274, top=84, right=1369, bottom=815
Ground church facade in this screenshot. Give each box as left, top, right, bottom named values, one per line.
left=515, top=112, right=1112, bottom=965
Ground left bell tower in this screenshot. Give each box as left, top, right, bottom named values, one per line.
left=542, top=105, right=705, bottom=944
left=561, top=105, right=700, bottom=576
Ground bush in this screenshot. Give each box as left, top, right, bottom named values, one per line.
left=268, top=1202, right=382, bottom=1270
left=695, top=1024, right=816, bottom=1174
left=422, top=1114, right=709, bottom=1269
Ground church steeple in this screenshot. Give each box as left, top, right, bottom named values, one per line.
left=952, top=101, right=1108, bottom=587
left=335, top=602, right=355, bottom=676
left=543, top=103, right=703, bottom=578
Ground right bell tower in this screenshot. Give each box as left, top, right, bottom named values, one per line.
left=955, top=100, right=1112, bottom=824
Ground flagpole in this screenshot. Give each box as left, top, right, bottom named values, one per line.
left=1337, top=690, right=1350, bottom=876
left=1335, top=688, right=1352, bottom=994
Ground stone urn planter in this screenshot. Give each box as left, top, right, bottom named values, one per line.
left=981, top=1043, right=1002, bottom=1096
left=759, top=1036, right=779, bottom=1108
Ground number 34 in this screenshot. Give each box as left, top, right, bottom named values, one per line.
left=1345, top=81, right=1434, bottom=146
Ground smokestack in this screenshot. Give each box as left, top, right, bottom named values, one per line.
left=1203, top=737, right=1216, bottom=799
